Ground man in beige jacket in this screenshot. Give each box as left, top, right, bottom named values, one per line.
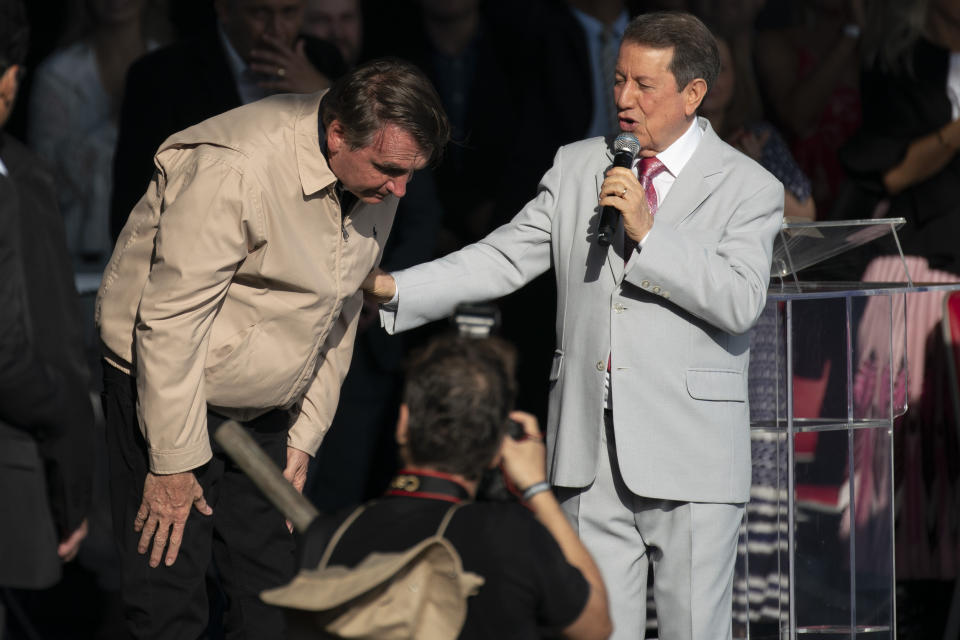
left=96, top=58, right=449, bottom=639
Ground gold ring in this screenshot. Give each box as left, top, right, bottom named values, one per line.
left=277, top=67, right=286, bottom=78
left=621, top=187, right=627, bottom=197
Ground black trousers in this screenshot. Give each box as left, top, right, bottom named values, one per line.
left=102, top=363, right=295, bottom=640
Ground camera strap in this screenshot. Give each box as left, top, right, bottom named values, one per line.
left=386, top=468, right=472, bottom=504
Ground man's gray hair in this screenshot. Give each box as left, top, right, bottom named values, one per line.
left=320, top=57, right=451, bottom=165
left=623, top=11, right=720, bottom=92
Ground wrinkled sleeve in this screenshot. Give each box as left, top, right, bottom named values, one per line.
left=380, top=148, right=561, bottom=335
left=629, top=179, right=783, bottom=335
left=135, top=151, right=257, bottom=474
left=287, top=290, right=363, bottom=455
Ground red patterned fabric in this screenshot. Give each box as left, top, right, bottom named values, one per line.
left=625, top=157, right=666, bottom=260
left=638, top=156, right=666, bottom=215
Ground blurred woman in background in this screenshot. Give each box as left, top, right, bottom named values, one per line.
left=27, top=0, right=168, bottom=270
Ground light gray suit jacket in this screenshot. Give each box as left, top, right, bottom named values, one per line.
left=383, top=119, right=783, bottom=503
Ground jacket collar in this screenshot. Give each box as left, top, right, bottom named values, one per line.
left=655, top=118, right=723, bottom=227
left=599, top=117, right=723, bottom=222
left=294, top=91, right=338, bottom=197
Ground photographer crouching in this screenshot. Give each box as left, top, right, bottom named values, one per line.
left=275, top=335, right=611, bottom=639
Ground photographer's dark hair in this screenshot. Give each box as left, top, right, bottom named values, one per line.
left=623, top=11, right=720, bottom=91
left=0, top=0, right=29, bottom=74
left=320, top=57, right=451, bottom=166
left=402, top=336, right=517, bottom=481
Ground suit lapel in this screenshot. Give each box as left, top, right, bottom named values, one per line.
left=597, top=121, right=725, bottom=284
left=655, top=122, right=724, bottom=228
left=596, top=145, right=624, bottom=284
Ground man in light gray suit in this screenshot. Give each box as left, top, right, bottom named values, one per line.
left=364, top=12, right=783, bottom=639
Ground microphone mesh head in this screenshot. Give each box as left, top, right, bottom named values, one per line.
left=613, top=133, right=641, bottom=157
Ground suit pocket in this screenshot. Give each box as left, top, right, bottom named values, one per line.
left=548, top=349, right=564, bottom=382
left=685, top=368, right=745, bottom=402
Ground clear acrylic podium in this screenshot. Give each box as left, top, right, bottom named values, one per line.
left=734, top=219, right=960, bottom=640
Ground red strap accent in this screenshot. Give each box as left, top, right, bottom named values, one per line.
left=384, top=490, right=462, bottom=503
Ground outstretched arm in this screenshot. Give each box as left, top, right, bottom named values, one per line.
left=361, top=266, right=397, bottom=303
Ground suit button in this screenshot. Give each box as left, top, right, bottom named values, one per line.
left=652, top=286, right=661, bottom=294
left=663, top=291, right=670, bottom=299
left=596, top=361, right=605, bottom=371
left=613, top=303, right=625, bottom=313
left=640, top=280, right=650, bottom=288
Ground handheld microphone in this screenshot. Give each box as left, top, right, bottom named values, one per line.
left=597, top=133, right=641, bottom=247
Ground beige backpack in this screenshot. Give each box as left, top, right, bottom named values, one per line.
left=261, top=502, right=485, bottom=639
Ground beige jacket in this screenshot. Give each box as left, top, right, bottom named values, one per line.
left=96, top=91, right=397, bottom=474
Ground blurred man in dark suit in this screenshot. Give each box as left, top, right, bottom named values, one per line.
left=109, top=0, right=348, bottom=240
left=303, top=0, right=364, bottom=67
left=0, top=0, right=95, bottom=633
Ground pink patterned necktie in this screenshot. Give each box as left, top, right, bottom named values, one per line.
left=625, top=156, right=666, bottom=260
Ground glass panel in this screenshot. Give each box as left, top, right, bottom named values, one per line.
left=740, top=299, right=790, bottom=639
left=734, top=427, right=789, bottom=639
left=771, top=218, right=905, bottom=278
left=748, top=300, right=787, bottom=432
left=852, top=425, right=895, bottom=637
left=745, top=291, right=897, bottom=639
left=791, top=297, right=849, bottom=429
left=769, top=282, right=960, bottom=301
left=793, top=429, right=851, bottom=634
left=852, top=295, right=908, bottom=423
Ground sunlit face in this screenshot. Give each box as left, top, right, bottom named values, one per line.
left=326, top=122, right=428, bottom=203
left=302, top=0, right=362, bottom=66
left=215, top=0, right=305, bottom=62
left=700, top=38, right=734, bottom=115
left=613, top=42, right=706, bottom=153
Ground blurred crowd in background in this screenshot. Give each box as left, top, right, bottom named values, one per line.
left=4, top=0, right=960, bottom=637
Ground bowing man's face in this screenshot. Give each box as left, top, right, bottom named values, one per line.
left=326, top=121, right=428, bottom=204
left=614, top=42, right=707, bottom=155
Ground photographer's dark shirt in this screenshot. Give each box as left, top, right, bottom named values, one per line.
left=299, top=495, right=590, bottom=639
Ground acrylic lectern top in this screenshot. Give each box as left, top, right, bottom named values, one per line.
left=770, top=217, right=905, bottom=278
